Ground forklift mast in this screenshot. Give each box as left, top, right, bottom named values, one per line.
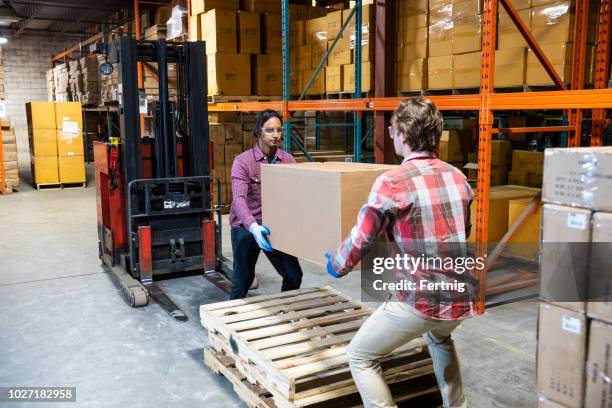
left=94, top=37, right=231, bottom=321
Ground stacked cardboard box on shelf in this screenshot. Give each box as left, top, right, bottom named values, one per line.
left=465, top=139, right=512, bottom=186
left=508, top=150, right=544, bottom=188
left=98, top=55, right=119, bottom=104
left=53, top=63, right=71, bottom=102
left=1, top=119, right=19, bottom=192
left=26, top=102, right=86, bottom=186
left=537, top=146, right=612, bottom=408
left=46, top=69, right=55, bottom=101
left=209, top=122, right=243, bottom=207
left=68, top=56, right=100, bottom=106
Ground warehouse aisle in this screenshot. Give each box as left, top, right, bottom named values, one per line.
left=0, top=181, right=538, bottom=408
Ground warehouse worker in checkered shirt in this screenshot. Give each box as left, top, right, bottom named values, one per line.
left=325, top=97, right=476, bottom=408
left=228, top=109, right=303, bottom=300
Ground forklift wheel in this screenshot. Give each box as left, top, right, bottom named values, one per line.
left=124, top=286, right=149, bottom=307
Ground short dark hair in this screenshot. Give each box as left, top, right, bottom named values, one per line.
left=390, top=97, right=443, bottom=152
left=254, top=109, right=283, bottom=138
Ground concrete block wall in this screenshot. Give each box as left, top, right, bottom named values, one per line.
left=2, top=35, right=76, bottom=170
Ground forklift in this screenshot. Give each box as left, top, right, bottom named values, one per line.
left=92, top=37, right=232, bottom=322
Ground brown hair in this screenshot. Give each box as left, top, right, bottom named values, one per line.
left=390, top=97, right=443, bottom=152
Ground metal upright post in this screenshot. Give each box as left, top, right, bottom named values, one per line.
left=568, top=0, right=589, bottom=147
left=591, top=0, right=611, bottom=147
left=282, top=0, right=291, bottom=153
left=353, top=0, right=362, bottom=163
left=475, top=0, right=498, bottom=315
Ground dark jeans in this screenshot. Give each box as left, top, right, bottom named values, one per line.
left=229, top=226, right=303, bottom=299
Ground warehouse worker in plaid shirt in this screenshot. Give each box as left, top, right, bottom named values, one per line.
left=228, top=109, right=303, bottom=299
left=326, top=97, right=476, bottom=408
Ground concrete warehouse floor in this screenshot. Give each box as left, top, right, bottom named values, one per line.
left=0, top=165, right=538, bottom=408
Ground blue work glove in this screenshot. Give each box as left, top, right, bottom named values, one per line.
left=249, top=223, right=273, bottom=252
left=325, top=252, right=343, bottom=278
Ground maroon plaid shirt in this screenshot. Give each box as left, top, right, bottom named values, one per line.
left=330, top=152, right=477, bottom=320
left=229, top=144, right=296, bottom=228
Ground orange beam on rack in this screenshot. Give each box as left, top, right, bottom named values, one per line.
left=591, top=0, right=611, bottom=147
left=51, top=33, right=104, bottom=63
left=491, top=126, right=574, bottom=134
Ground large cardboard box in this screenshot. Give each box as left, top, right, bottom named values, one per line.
left=31, top=156, right=59, bottom=184
left=467, top=185, right=540, bottom=242
left=397, top=58, right=427, bottom=91
left=537, top=303, right=587, bottom=408
left=303, top=68, right=325, bottom=95
left=584, top=319, right=612, bottom=408
left=491, top=139, right=512, bottom=166
left=540, top=204, right=591, bottom=312
left=56, top=129, right=84, bottom=157
left=296, top=44, right=312, bottom=70
left=499, top=0, right=530, bottom=13
left=398, top=0, right=428, bottom=17
left=328, top=38, right=351, bottom=66
left=507, top=197, right=542, bottom=259
left=55, top=102, right=82, bottom=132
left=512, top=150, right=544, bottom=174
left=326, top=10, right=343, bottom=39
left=29, top=128, right=57, bottom=156
left=542, top=147, right=612, bottom=211
left=306, top=16, right=328, bottom=45
left=398, top=13, right=428, bottom=31
left=237, top=11, right=260, bottom=54
left=58, top=155, right=85, bottom=183
left=262, top=13, right=282, bottom=54
left=527, top=43, right=572, bottom=86
left=453, top=52, right=480, bottom=88
left=191, top=0, right=238, bottom=15
left=311, top=40, right=327, bottom=69
left=225, top=144, right=243, bottom=166
left=343, top=63, right=372, bottom=93
left=213, top=142, right=225, bottom=165
left=290, top=70, right=302, bottom=96
left=325, top=65, right=343, bottom=92
left=508, top=169, right=529, bottom=186
left=438, top=130, right=471, bottom=162
left=495, top=47, right=526, bottom=87
left=202, top=9, right=237, bottom=54
left=207, top=53, right=251, bottom=96
left=290, top=20, right=305, bottom=47
left=225, top=123, right=242, bottom=145
left=398, top=27, right=428, bottom=61
left=240, top=0, right=280, bottom=14
left=498, top=9, right=531, bottom=49
left=26, top=102, right=56, bottom=129
left=261, top=162, right=396, bottom=266
left=587, top=212, right=612, bottom=324
left=452, top=15, right=481, bottom=54
left=530, top=2, right=573, bottom=45
left=428, top=23, right=453, bottom=57
left=428, top=55, right=453, bottom=89
left=254, top=54, right=282, bottom=96
left=209, top=123, right=225, bottom=145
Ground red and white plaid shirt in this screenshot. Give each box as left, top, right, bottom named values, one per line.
left=330, top=152, right=477, bottom=320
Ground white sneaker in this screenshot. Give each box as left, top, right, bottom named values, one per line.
left=250, top=275, right=259, bottom=289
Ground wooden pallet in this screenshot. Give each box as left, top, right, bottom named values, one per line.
left=205, top=347, right=442, bottom=408
left=200, top=286, right=440, bottom=408
left=35, top=182, right=86, bottom=191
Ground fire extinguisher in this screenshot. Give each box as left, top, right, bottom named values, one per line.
left=109, top=136, right=120, bottom=190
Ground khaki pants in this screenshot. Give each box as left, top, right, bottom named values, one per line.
left=346, top=301, right=468, bottom=408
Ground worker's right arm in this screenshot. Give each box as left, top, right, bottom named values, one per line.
left=231, top=160, right=257, bottom=229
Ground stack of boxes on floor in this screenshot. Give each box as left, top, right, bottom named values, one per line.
left=26, top=102, right=85, bottom=186
left=537, top=146, right=612, bottom=408
left=46, top=69, right=55, bottom=101
left=396, top=0, right=597, bottom=92
left=1, top=119, right=19, bottom=192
